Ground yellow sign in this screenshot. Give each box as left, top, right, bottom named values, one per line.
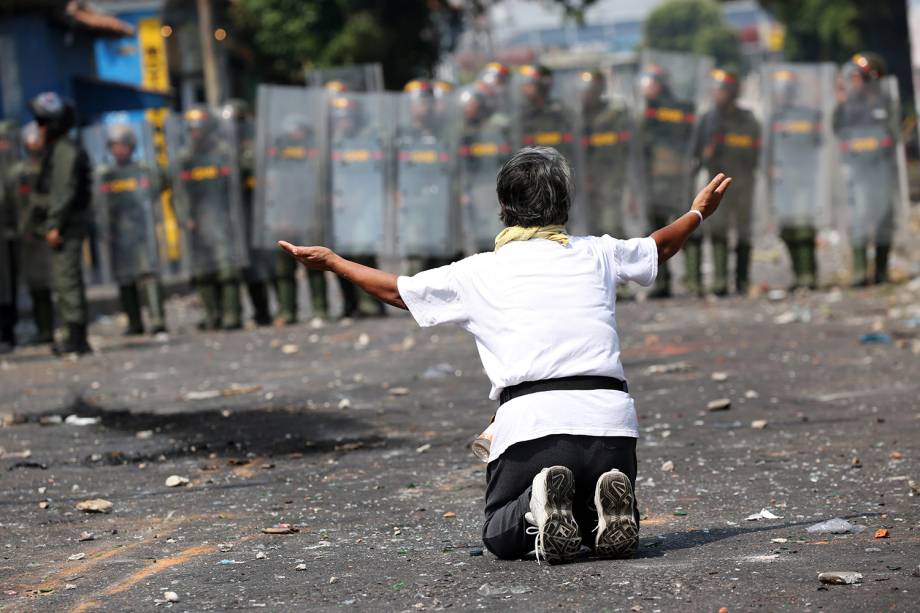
left=282, top=146, right=308, bottom=159
left=139, top=17, right=169, bottom=91
left=343, top=150, right=370, bottom=162
left=190, top=165, right=220, bottom=181
left=408, top=150, right=438, bottom=163
left=780, top=120, right=815, bottom=134
left=655, top=107, right=686, bottom=123
left=849, top=137, right=879, bottom=152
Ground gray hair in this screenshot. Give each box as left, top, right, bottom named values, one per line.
left=496, top=146, right=573, bottom=227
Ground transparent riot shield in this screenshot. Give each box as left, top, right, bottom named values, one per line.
left=82, top=120, right=164, bottom=286
left=165, top=110, right=249, bottom=278
left=254, top=85, right=328, bottom=248
left=832, top=74, right=906, bottom=251
left=575, top=66, right=638, bottom=238
left=636, top=50, right=713, bottom=226
left=393, top=90, right=459, bottom=259
left=761, top=63, right=836, bottom=232
left=306, top=63, right=384, bottom=92
left=0, top=121, right=19, bottom=304
left=328, top=92, right=394, bottom=257
left=457, top=86, right=513, bottom=253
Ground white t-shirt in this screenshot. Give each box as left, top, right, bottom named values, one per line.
left=396, top=235, right=658, bottom=461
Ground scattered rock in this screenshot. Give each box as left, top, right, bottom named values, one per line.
left=422, top=363, right=456, bottom=379
left=255, top=551, right=266, bottom=559
left=442, top=511, right=456, bottom=519
left=135, top=430, right=153, bottom=439
left=744, top=390, right=759, bottom=399
left=415, top=443, right=431, bottom=453
left=65, top=583, right=77, bottom=590
left=874, top=528, right=890, bottom=539
left=337, top=398, right=351, bottom=410
left=329, top=577, right=338, bottom=584
left=818, top=571, right=862, bottom=585
left=182, top=390, right=221, bottom=401
left=889, top=451, right=903, bottom=460
left=806, top=518, right=866, bottom=534
left=711, top=372, right=729, bottom=382
left=751, top=419, right=768, bottom=430
left=64, top=415, right=99, bottom=426
left=261, top=524, right=298, bottom=535
left=68, top=553, right=86, bottom=561
left=645, top=361, right=693, bottom=375
left=78, top=531, right=95, bottom=542
left=660, top=460, right=674, bottom=472
left=478, top=583, right=531, bottom=596
left=75, top=499, right=113, bottom=514
left=164, top=591, right=179, bottom=603
left=218, top=543, right=233, bottom=552
left=707, top=398, right=731, bottom=412
left=745, top=508, right=782, bottom=521
left=388, top=387, right=410, bottom=397
left=767, top=289, right=787, bottom=302
left=295, top=563, right=307, bottom=571
left=38, top=500, right=49, bottom=509
left=912, top=566, right=920, bottom=578
left=165, top=475, right=190, bottom=488
left=281, top=344, right=299, bottom=355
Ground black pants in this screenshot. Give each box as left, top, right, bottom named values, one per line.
left=482, top=434, right=638, bottom=560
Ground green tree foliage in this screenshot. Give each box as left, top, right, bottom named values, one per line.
left=232, top=0, right=442, bottom=88
left=641, top=0, right=742, bottom=70
left=550, top=0, right=600, bottom=25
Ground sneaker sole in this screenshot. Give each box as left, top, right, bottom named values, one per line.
left=595, top=471, right=638, bottom=559
left=540, top=467, right=581, bottom=564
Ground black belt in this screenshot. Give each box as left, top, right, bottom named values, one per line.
left=499, top=375, right=628, bottom=406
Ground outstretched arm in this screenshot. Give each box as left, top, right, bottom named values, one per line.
left=278, top=241, right=407, bottom=310
left=650, top=173, right=732, bottom=263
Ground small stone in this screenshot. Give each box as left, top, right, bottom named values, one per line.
left=165, top=475, right=190, bottom=488
left=337, top=398, right=351, bottom=410
left=218, top=543, right=233, bottom=552
left=281, top=344, right=299, bottom=355
left=711, top=372, right=729, bottom=382
left=261, top=524, right=298, bottom=534
left=442, top=511, right=456, bottom=518
left=75, top=499, right=113, bottom=513
left=38, top=500, right=49, bottom=509
left=874, top=528, right=890, bottom=539
left=295, top=563, right=307, bottom=571
left=65, top=583, right=77, bottom=590
left=817, top=571, right=862, bottom=585
left=388, top=387, right=410, bottom=397
left=136, top=430, right=153, bottom=439
left=718, top=608, right=729, bottom=613
left=707, top=398, right=731, bottom=412
left=660, top=460, right=674, bottom=472
left=164, top=591, right=179, bottom=603
left=68, top=553, right=86, bottom=561
left=78, top=531, right=95, bottom=542
left=751, top=419, right=768, bottom=430
left=851, top=457, right=862, bottom=468
left=415, top=443, right=431, bottom=453
left=744, top=390, right=759, bottom=399
left=912, top=565, right=920, bottom=578
left=255, top=551, right=267, bottom=559
left=329, top=576, right=338, bottom=584
left=888, top=451, right=903, bottom=460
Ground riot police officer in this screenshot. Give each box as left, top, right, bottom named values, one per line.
left=5, top=122, right=54, bottom=345
left=768, top=68, right=824, bottom=290
left=172, top=107, right=244, bottom=330
left=29, top=92, right=93, bottom=355
left=832, top=52, right=898, bottom=286
left=457, top=83, right=512, bottom=253
left=638, top=64, right=696, bottom=298
left=579, top=69, right=634, bottom=238
left=0, top=120, right=17, bottom=351
left=221, top=99, right=272, bottom=325
left=691, top=68, right=760, bottom=296
left=97, top=123, right=167, bottom=335
left=478, top=62, right=513, bottom=125
left=269, top=113, right=328, bottom=323
left=516, top=65, right=573, bottom=156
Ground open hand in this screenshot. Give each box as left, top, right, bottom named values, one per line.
left=691, top=173, right=732, bottom=220
left=278, top=241, right=337, bottom=271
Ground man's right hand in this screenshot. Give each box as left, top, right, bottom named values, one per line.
left=691, top=173, right=732, bottom=220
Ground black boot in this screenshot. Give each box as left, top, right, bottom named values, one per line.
left=30, top=289, right=55, bottom=344
left=338, top=277, right=359, bottom=319
left=247, top=281, right=272, bottom=326
left=874, top=244, right=890, bottom=285
left=118, top=284, right=144, bottom=335
left=54, top=323, right=91, bottom=356
left=735, top=243, right=751, bottom=296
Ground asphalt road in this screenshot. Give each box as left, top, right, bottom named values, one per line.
left=1, top=280, right=919, bottom=612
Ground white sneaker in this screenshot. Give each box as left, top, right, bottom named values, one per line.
left=525, top=466, right=581, bottom=564
left=593, top=469, right=639, bottom=558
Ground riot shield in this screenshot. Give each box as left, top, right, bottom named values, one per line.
left=636, top=50, right=713, bottom=225
left=0, top=121, right=18, bottom=305
left=328, top=92, right=394, bottom=257
left=575, top=67, right=638, bottom=238
left=762, top=63, right=836, bottom=231
left=165, top=109, right=249, bottom=278
left=394, top=90, right=459, bottom=259
left=832, top=74, right=905, bottom=249
left=82, top=120, right=164, bottom=286
left=306, top=63, right=384, bottom=92
left=254, top=85, right=328, bottom=248
left=457, top=86, right=513, bottom=253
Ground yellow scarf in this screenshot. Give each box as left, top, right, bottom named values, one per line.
left=494, top=225, right=569, bottom=251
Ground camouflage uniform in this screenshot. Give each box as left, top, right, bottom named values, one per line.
left=7, top=123, right=54, bottom=343
left=832, top=53, right=898, bottom=286
left=691, top=69, right=761, bottom=296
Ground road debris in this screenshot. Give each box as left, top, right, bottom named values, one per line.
left=859, top=332, right=892, bottom=344
left=645, top=361, right=693, bottom=375
left=295, top=563, right=307, bottom=571
left=874, top=528, right=890, bottom=539
left=478, top=583, right=531, bottom=596
left=75, top=499, right=113, bottom=514
left=165, top=475, right=190, bottom=487
left=707, top=398, right=732, bottom=411
left=64, top=415, right=99, bottom=426
left=745, top=508, right=782, bottom=521
left=68, top=553, right=86, bottom=561
left=750, top=419, right=768, bottom=429
left=818, top=571, right=862, bottom=585
left=416, top=443, right=431, bottom=453
left=422, top=363, right=456, bottom=379
left=388, top=387, right=410, bottom=396
left=711, top=372, right=729, bottom=381
left=806, top=518, right=866, bottom=534
left=337, top=398, right=351, bottom=410
left=443, top=512, right=456, bottom=518
left=164, top=591, right=179, bottom=603
left=281, top=344, right=299, bottom=354
left=78, top=531, right=95, bottom=542
left=261, top=524, right=298, bottom=534
left=660, top=460, right=674, bottom=472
